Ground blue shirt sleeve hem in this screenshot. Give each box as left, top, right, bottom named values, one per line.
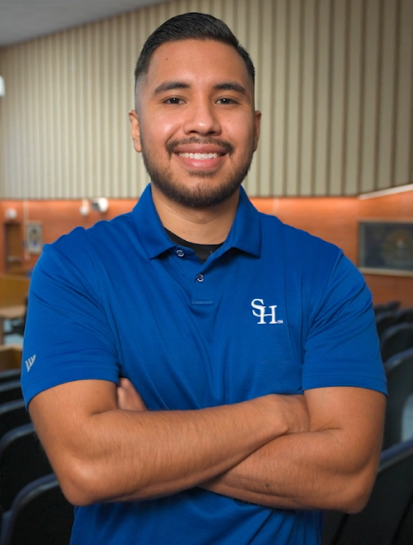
left=302, top=374, right=388, bottom=396
left=22, top=367, right=119, bottom=408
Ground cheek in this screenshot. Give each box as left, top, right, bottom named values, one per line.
left=224, top=115, right=255, bottom=145
left=148, top=113, right=181, bottom=142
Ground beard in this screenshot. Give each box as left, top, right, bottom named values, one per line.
left=140, top=136, right=255, bottom=208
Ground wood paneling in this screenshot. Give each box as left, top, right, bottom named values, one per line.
left=0, top=345, right=23, bottom=372
left=0, top=275, right=30, bottom=306
left=0, top=188, right=411, bottom=306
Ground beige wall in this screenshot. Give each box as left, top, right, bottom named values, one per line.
left=0, top=0, right=412, bottom=199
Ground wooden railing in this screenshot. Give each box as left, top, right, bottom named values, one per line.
left=0, top=275, right=30, bottom=307
left=0, top=344, right=23, bottom=371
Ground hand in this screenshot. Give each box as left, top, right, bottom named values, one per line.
left=283, top=394, right=309, bottom=434
left=261, top=393, right=309, bottom=435
left=117, top=378, right=147, bottom=412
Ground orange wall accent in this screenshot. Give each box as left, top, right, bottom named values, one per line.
left=1, top=191, right=412, bottom=307
left=254, top=197, right=359, bottom=264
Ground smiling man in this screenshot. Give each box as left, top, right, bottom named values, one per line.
left=129, top=38, right=260, bottom=214
left=21, top=12, right=387, bottom=545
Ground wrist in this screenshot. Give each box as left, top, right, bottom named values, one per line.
left=251, top=394, right=309, bottom=438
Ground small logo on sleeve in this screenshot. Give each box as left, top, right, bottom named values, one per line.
left=25, top=355, right=36, bottom=372
left=251, top=299, right=284, bottom=325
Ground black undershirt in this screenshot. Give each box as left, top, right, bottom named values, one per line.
left=165, top=228, right=223, bottom=263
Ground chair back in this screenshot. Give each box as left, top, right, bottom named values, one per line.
left=322, top=438, right=413, bottom=545
left=0, top=400, right=30, bottom=441
left=374, top=300, right=400, bottom=315
left=394, top=307, right=413, bottom=326
left=383, top=348, right=413, bottom=449
left=375, top=311, right=397, bottom=339
left=0, top=371, right=20, bottom=385
left=392, top=494, right=413, bottom=545
left=0, top=382, right=22, bottom=404
left=0, top=424, right=52, bottom=514
left=380, top=323, right=413, bottom=363
left=0, top=474, right=74, bottom=545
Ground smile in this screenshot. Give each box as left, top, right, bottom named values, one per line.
left=178, top=152, right=221, bottom=160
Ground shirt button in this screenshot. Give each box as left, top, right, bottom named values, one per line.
left=176, top=249, right=185, bottom=258
left=196, top=274, right=204, bottom=283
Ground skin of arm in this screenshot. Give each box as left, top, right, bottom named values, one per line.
left=201, top=386, right=386, bottom=513
left=117, top=379, right=386, bottom=514
left=28, top=378, right=308, bottom=506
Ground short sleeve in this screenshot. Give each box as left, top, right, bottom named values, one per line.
left=21, top=238, right=120, bottom=408
left=302, top=253, right=387, bottom=395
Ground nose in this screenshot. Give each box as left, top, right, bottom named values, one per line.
left=182, top=100, right=221, bottom=136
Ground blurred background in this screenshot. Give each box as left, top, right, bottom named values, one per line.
left=0, top=1, right=412, bottom=544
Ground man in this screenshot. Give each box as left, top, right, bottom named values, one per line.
left=21, top=12, right=387, bottom=545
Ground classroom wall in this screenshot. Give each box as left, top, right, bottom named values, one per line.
left=0, top=0, right=412, bottom=199
left=1, top=189, right=412, bottom=306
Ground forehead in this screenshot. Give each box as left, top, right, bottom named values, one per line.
left=143, top=39, right=253, bottom=94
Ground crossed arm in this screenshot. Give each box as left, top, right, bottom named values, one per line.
left=29, top=377, right=385, bottom=513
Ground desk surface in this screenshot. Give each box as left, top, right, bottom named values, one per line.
left=0, top=305, right=26, bottom=320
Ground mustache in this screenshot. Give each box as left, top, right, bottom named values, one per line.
left=166, top=137, right=234, bottom=155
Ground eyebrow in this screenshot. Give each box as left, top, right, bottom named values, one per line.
left=154, top=81, right=190, bottom=94
left=153, top=81, right=248, bottom=96
left=214, top=82, right=247, bottom=95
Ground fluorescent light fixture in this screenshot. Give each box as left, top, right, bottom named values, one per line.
left=0, top=76, right=5, bottom=97
left=358, top=182, right=413, bottom=200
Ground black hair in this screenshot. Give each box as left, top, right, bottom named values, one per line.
left=134, top=12, right=255, bottom=90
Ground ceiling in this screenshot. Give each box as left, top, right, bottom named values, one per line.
left=0, top=0, right=167, bottom=47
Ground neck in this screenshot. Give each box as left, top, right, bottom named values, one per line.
left=151, top=185, right=239, bottom=245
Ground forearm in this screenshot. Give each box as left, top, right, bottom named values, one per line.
left=77, top=401, right=275, bottom=503
left=202, top=430, right=372, bottom=512
left=202, top=388, right=385, bottom=513
left=30, top=382, right=307, bottom=506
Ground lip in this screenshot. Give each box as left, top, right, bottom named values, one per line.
left=172, top=145, right=227, bottom=171
left=174, top=151, right=226, bottom=171
left=173, top=144, right=227, bottom=156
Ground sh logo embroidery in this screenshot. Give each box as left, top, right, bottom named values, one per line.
left=251, top=299, right=284, bottom=325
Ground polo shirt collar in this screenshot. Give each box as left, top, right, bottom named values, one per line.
left=132, top=185, right=175, bottom=259
left=223, top=185, right=261, bottom=258
left=132, top=184, right=261, bottom=260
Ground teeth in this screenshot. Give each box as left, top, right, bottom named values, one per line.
left=178, top=152, right=219, bottom=160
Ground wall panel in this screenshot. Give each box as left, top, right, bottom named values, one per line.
left=346, top=0, right=363, bottom=195
left=395, top=0, right=413, bottom=185
left=0, top=0, right=412, bottom=199
left=300, top=0, right=316, bottom=196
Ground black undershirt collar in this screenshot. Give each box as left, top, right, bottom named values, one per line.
left=165, top=228, right=223, bottom=263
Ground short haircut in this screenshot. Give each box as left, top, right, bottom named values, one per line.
left=134, top=12, right=255, bottom=93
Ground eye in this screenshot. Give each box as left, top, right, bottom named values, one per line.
left=164, top=97, right=184, bottom=105
left=217, top=97, right=238, bottom=105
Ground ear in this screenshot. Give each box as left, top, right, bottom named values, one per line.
left=253, top=110, right=261, bottom=152
left=128, top=110, right=142, bottom=153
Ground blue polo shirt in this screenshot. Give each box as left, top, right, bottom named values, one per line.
left=21, top=184, right=387, bottom=545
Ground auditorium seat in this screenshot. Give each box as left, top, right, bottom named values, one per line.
left=322, top=437, right=413, bottom=545
left=0, top=400, right=30, bottom=441
left=375, top=311, right=398, bottom=339
left=0, top=424, right=52, bottom=533
left=392, top=494, right=413, bottom=545
left=374, top=301, right=400, bottom=315
left=0, top=382, right=22, bottom=404
left=383, top=348, right=413, bottom=449
left=0, top=370, right=20, bottom=385
left=0, top=474, right=74, bottom=545
left=380, top=323, right=413, bottom=364
left=393, top=307, right=413, bottom=326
